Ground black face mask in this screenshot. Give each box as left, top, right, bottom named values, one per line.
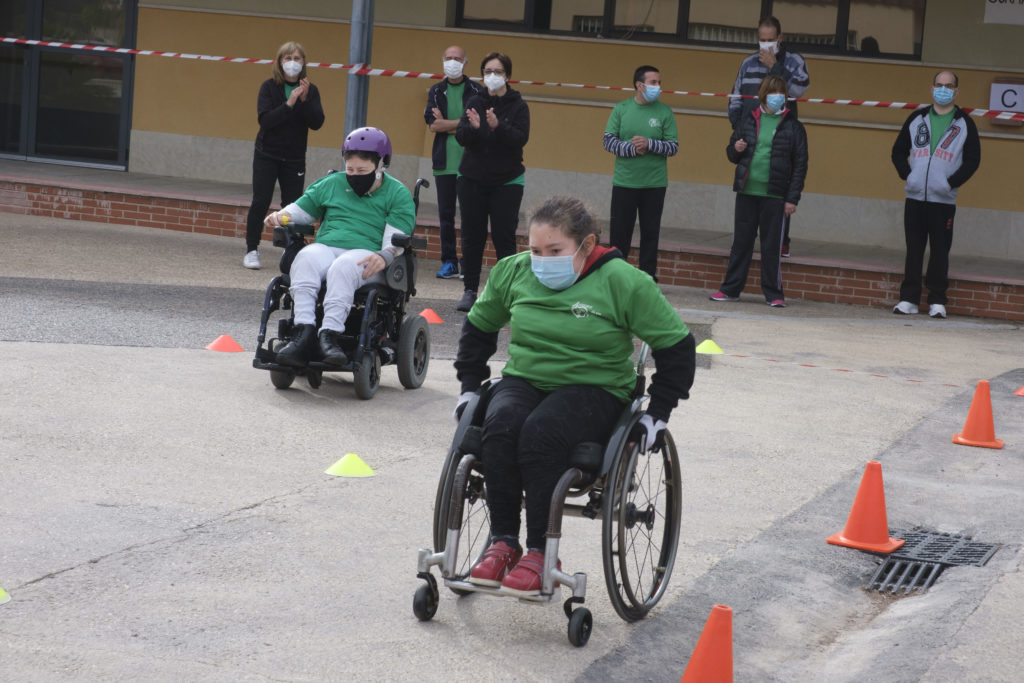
left=347, top=170, right=376, bottom=197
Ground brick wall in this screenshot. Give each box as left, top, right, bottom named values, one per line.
left=2, top=179, right=1021, bottom=321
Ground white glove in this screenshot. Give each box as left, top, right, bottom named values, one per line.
left=631, top=414, right=667, bottom=453
left=454, top=392, right=475, bottom=422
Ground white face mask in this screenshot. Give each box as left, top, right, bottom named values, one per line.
left=282, top=60, right=302, bottom=78
left=443, top=59, right=463, bottom=79
left=483, top=73, right=505, bottom=92
left=759, top=41, right=778, bottom=54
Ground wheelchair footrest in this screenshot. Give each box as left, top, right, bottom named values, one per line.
left=441, top=578, right=563, bottom=604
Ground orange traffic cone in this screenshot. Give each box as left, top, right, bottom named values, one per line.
left=827, top=461, right=904, bottom=553
left=680, top=604, right=733, bottom=683
left=205, top=334, right=244, bottom=352
left=419, top=308, right=444, bottom=324
left=953, top=380, right=1004, bottom=449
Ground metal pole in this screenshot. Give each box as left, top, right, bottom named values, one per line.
left=345, top=0, right=374, bottom=136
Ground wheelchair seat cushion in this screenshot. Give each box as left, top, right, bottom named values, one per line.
left=569, top=442, right=604, bottom=474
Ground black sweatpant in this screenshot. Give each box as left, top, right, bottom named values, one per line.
left=457, top=176, right=523, bottom=293
left=719, top=193, right=785, bottom=302
left=434, top=173, right=459, bottom=265
left=481, top=377, right=624, bottom=551
left=900, top=198, right=956, bottom=306
left=245, top=151, right=306, bottom=252
left=609, top=185, right=667, bottom=279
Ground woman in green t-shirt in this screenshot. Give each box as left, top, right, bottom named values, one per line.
left=712, top=75, right=808, bottom=308
left=453, top=196, right=696, bottom=596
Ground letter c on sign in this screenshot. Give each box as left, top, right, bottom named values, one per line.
left=1002, top=88, right=1018, bottom=109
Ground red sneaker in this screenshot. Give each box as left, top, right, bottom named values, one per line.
left=500, top=550, right=560, bottom=596
left=469, top=541, right=522, bottom=587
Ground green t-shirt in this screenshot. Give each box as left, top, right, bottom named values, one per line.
left=284, top=82, right=297, bottom=106
left=437, top=81, right=466, bottom=176
left=742, top=111, right=783, bottom=199
left=295, top=172, right=415, bottom=250
left=929, top=109, right=955, bottom=154
left=467, top=251, right=690, bottom=403
left=605, top=98, right=678, bottom=188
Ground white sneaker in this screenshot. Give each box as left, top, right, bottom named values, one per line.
left=892, top=301, right=918, bottom=315
left=928, top=303, right=947, bottom=319
left=243, top=250, right=261, bottom=269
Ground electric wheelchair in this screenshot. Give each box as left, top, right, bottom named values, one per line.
left=414, top=343, right=682, bottom=647
left=252, top=177, right=431, bottom=400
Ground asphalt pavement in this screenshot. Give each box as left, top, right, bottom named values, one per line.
left=1, top=212, right=1022, bottom=682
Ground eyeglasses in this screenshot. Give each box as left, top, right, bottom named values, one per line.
left=483, top=69, right=505, bottom=76
left=934, top=83, right=956, bottom=90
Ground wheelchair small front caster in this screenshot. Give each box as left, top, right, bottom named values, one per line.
left=413, top=581, right=438, bottom=622
left=567, top=607, right=593, bottom=647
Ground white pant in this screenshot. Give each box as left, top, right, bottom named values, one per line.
left=289, top=243, right=386, bottom=332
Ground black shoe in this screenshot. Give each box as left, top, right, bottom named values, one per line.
left=456, top=290, right=477, bottom=312
left=276, top=324, right=316, bottom=368
left=318, top=329, right=348, bottom=367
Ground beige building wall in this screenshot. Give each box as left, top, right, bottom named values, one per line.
left=130, top=4, right=1024, bottom=261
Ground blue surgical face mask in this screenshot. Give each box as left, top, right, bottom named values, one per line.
left=765, top=93, right=787, bottom=113
left=642, top=84, right=661, bottom=103
left=531, top=242, right=585, bottom=290
left=933, top=86, right=954, bottom=106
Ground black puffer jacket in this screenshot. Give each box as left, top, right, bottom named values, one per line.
left=726, top=107, right=808, bottom=204
left=455, top=87, right=530, bottom=186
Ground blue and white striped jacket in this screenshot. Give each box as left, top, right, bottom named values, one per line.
left=728, top=48, right=810, bottom=129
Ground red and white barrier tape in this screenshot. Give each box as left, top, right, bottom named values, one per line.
left=5, top=37, right=1023, bottom=122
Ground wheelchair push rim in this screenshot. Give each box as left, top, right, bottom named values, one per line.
left=601, top=429, right=682, bottom=622
left=433, top=451, right=492, bottom=590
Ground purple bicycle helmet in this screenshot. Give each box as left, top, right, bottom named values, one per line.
left=343, top=126, right=392, bottom=168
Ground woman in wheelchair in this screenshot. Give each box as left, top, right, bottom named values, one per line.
left=263, top=126, right=416, bottom=368
left=453, top=195, right=696, bottom=595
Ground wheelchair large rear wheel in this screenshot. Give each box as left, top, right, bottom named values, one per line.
left=601, top=430, right=682, bottom=622
left=433, top=451, right=491, bottom=593
left=397, top=314, right=430, bottom=389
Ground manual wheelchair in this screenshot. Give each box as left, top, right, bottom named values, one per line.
left=413, top=343, right=682, bottom=647
left=252, top=177, right=431, bottom=400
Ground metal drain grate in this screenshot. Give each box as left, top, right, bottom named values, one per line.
left=865, top=529, right=998, bottom=595
left=868, top=559, right=943, bottom=595
left=890, top=529, right=999, bottom=567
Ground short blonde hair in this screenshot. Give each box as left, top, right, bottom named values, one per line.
left=758, top=75, right=787, bottom=107
left=272, top=41, right=307, bottom=85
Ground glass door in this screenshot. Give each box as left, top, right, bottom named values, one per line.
left=1, top=0, right=136, bottom=168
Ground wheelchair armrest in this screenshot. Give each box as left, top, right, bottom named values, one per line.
left=389, top=233, right=428, bottom=251
left=272, top=224, right=315, bottom=248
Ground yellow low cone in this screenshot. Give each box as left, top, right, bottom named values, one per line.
left=325, top=453, right=375, bottom=477
left=696, top=339, right=724, bottom=355
left=0, top=587, right=10, bottom=605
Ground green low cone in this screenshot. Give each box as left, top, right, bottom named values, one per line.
left=325, top=453, right=376, bottom=478
left=695, top=339, right=724, bottom=355
left=0, top=587, right=10, bottom=606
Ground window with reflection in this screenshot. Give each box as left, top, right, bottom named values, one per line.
left=772, top=1, right=840, bottom=47
left=849, top=0, right=925, bottom=57
left=455, top=0, right=926, bottom=59
left=461, top=0, right=526, bottom=24
left=36, top=51, right=123, bottom=162
left=0, top=47, right=24, bottom=154
left=687, top=0, right=762, bottom=43
left=613, top=0, right=678, bottom=37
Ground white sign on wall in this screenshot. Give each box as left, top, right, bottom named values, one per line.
left=990, top=83, right=1024, bottom=113
left=985, top=0, right=1024, bottom=26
